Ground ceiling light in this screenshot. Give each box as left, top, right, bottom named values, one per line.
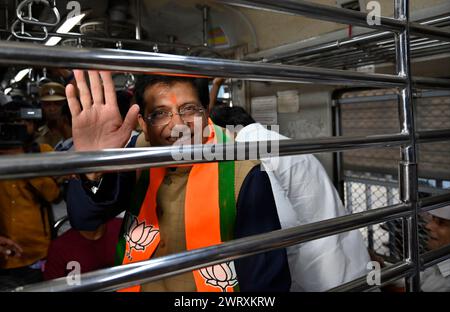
left=45, top=13, right=86, bottom=46
left=12, top=68, right=30, bottom=83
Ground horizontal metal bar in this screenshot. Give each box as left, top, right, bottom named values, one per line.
left=289, top=40, right=450, bottom=68
left=219, top=0, right=450, bottom=42
left=245, top=13, right=450, bottom=62
left=0, top=41, right=407, bottom=87
left=416, top=129, right=450, bottom=143
left=335, top=90, right=450, bottom=105
left=13, top=202, right=410, bottom=292
left=303, top=44, right=450, bottom=69
left=344, top=176, right=449, bottom=195
left=409, top=22, right=450, bottom=42
left=419, top=192, right=450, bottom=213
left=218, top=0, right=405, bottom=32
left=268, top=32, right=391, bottom=63
left=0, top=29, right=194, bottom=50
left=329, top=261, right=414, bottom=292
left=412, top=77, right=450, bottom=89
left=421, top=244, right=450, bottom=269
left=0, top=133, right=410, bottom=180
left=332, top=244, right=450, bottom=292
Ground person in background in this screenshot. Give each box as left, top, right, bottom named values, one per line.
left=421, top=205, right=450, bottom=291
left=208, top=77, right=225, bottom=112
left=0, top=100, right=60, bottom=290
left=43, top=218, right=122, bottom=280
left=35, top=82, right=67, bottom=147
left=207, top=102, right=370, bottom=291
left=210, top=106, right=256, bottom=130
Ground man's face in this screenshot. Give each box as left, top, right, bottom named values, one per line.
left=138, top=82, right=208, bottom=146
left=41, top=100, right=64, bottom=121
left=425, top=214, right=450, bottom=250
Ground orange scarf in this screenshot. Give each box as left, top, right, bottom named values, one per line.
left=115, top=120, right=237, bottom=292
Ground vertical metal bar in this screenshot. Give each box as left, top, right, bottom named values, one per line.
left=395, top=0, right=420, bottom=292
left=386, top=187, right=397, bottom=260
left=4, top=4, right=8, bottom=31
left=202, top=5, right=209, bottom=47
left=365, top=183, right=374, bottom=251
left=333, top=99, right=345, bottom=200
left=135, top=0, right=141, bottom=40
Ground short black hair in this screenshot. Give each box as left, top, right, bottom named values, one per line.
left=134, top=75, right=210, bottom=115
left=210, top=106, right=255, bottom=128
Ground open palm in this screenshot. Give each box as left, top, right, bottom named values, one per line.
left=66, top=70, right=140, bottom=151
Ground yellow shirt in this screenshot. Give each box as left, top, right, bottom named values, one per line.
left=0, top=144, right=60, bottom=269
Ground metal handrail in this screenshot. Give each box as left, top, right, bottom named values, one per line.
left=419, top=193, right=450, bottom=213
left=11, top=19, right=48, bottom=41
left=329, top=244, right=450, bottom=292
left=218, top=0, right=450, bottom=42
left=16, top=0, right=60, bottom=27
left=1, top=128, right=449, bottom=180
left=329, top=261, right=414, bottom=292
left=421, top=244, right=450, bottom=270
left=335, top=90, right=450, bottom=105
left=0, top=41, right=407, bottom=88
left=0, top=133, right=410, bottom=180
left=246, top=14, right=450, bottom=62
left=1, top=41, right=449, bottom=89
left=416, top=129, right=450, bottom=143
left=218, top=0, right=405, bottom=32
left=11, top=203, right=410, bottom=292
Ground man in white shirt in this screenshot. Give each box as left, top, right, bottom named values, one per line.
left=235, top=121, right=370, bottom=291
left=421, top=205, right=450, bottom=292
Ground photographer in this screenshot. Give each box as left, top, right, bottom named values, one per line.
left=0, top=98, right=60, bottom=290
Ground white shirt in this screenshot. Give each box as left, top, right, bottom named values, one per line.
left=421, top=259, right=450, bottom=292
left=236, top=123, right=370, bottom=291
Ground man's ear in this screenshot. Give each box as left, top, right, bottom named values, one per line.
left=137, top=114, right=150, bottom=141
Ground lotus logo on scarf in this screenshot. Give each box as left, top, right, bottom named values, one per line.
left=199, top=261, right=238, bottom=292
left=124, top=215, right=159, bottom=260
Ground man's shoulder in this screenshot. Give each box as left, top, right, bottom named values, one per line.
left=235, top=160, right=260, bottom=173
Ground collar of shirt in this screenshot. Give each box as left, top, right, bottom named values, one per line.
left=236, top=122, right=290, bottom=142
left=437, top=258, right=450, bottom=278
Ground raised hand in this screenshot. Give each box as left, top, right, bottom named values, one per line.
left=66, top=70, right=140, bottom=151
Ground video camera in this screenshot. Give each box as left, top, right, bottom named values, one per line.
left=0, top=92, right=42, bottom=148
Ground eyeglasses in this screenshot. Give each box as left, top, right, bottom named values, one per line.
left=146, top=104, right=205, bottom=127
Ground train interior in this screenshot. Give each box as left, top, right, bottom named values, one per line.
left=0, top=0, right=449, bottom=293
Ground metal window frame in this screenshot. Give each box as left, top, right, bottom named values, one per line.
left=1, top=0, right=450, bottom=292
